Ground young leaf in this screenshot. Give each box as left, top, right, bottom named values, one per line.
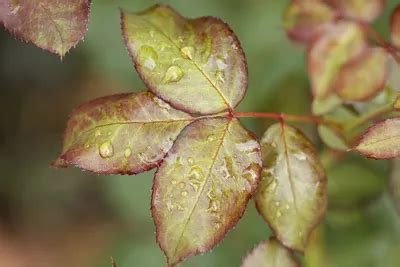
left=318, top=125, right=349, bottom=151
left=121, top=5, right=247, bottom=115
left=307, top=21, right=367, bottom=99
left=312, top=94, right=342, bottom=115
left=255, top=123, right=327, bottom=252
left=152, top=117, right=262, bottom=266
left=53, top=92, right=194, bottom=174
left=241, top=238, right=299, bottom=267
left=391, top=5, right=400, bottom=49
left=328, top=0, right=386, bottom=22
left=390, top=160, right=400, bottom=214
left=354, top=118, right=400, bottom=159
left=283, top=0, right=337, bottom=44
left=334, top=47, right=388, bottom=101
left=0, top=0, right=90, bottom=57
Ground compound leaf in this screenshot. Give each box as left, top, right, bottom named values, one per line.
left=152, top=117, right=262, bottom=266
left=283, top=0, right=337, bottom=44
left=334, top=47, right=388, bottom=101
left=355, top=118, right=400, bottom=159
left=255, top=123, right=327, bottom=252
left=121, top=5, right=247, bottom=115
left=329, top=0, right=386, bottom=22
left=307, top=21, right=366, bottom=99
left=241, top=238, right=299, bottom=267
left=53, top=92, right=193, bottom=174
left=390, top=160, right=400, bottom=214
left=391, top=5, right=400, bottom=49
left=0, top=0, right=90, bottom=57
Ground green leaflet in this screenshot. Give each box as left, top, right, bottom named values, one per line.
left=330, top=0, right=386, bottom=22
left=152, top=118, right=261, bottom=266
left=0, top=0, right=90, bottom=57
left=121, top=5, right=247, bottom=115
left=307, top=21, right=366, bottom=100
left=53, top=92, right=193, bottom=174
left=241, top=238, right=299, bottom=267
left=255, top=123, right=327, bottom=251
left=355, top=117, right=400, bottom=159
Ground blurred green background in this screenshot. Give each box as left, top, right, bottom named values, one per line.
left=1, top=0, right=400, bottom=266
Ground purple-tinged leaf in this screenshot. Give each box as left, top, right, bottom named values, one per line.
left=255, top=123, right=327, bottom=252
left=307, top=21, right=367, bottom=99
left=355, top=118, right=400, bottom=159
left=0, top=0, right=90, bottom=57
left=283, top=0, right=337, bottom=44
left=241, top=238, right=300, bottom=267
left=391, top=5, right=400, bottom=49
left=152, top=117, right=262, bottom=266
left=121, top=5, right=247, bottom=115
left=334, top=47, right=389, bottom=102
left=53, top=92, right=194, bottom=174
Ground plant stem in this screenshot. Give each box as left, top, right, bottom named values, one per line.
left=344, top=103, right=394, bottom=131
left=233, top=111, right=326, bottom=124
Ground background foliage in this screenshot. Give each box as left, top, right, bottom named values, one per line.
left=1, top=0, right=400, bottom=266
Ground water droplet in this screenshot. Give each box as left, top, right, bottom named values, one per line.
left=215, top=70, right=225, bottom=83
left=207, top=134, right=216, bottom=142
left=124, top=147, right=132, bottom=158
left=163, top=65, right=184, bottom=83
left=216, top=57, right=227, bottom=70
left=181, top=191, right=188, bottom=197
left=171, top=179, right=177, bottom=185
left=139, top=46, right=158, bottom=71
left=99, top=141, right=114, bottom=158
left=181, top=46, right=195, bottom=60
left=179, top=182, right=185, bottom=189
left=187, top=157, right=194, bottom=166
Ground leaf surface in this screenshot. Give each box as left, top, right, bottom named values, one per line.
left=53, top=92, right=193, bottom=174
left=0, top=0, right=90, bottom=56
left=307, top=21, right=366, bottom=99
left=121, top=5, right=247, bottom=115
left=391, top=5, right=400, bottom=49
left=255, top=123, right=327, bottom=251
left=355, top=118, right=400, bottom=159
left=283, top=0, right=336, bottom=43
left=328, top=0, right=386, bottom=22
left=152, top=117, right=262, bottom=266
left=334, top=47, right=388, bottom=101
left=241, top=238, right=299, bottom=267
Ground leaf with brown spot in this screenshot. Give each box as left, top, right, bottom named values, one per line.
left=391, top=5, right=400, bottom=49
left=283, top=0, right=337, bottom=44
left=328, top=0, right=386, bottom=22
left=334, top=47, right=389, bottom=102
left=121, top=5, right=247, bottom=115
left=354, top=117, right=400, bottom=159
left=255, top=123, right=327, bottom=252
left=241, top=238, right=300, bottom=267
left=307, top=21, right=367, bottom=99
left=152, top=117, right=262, bottom=266
left=0, top=0, right=90, bottom=57
left=53, top=92, right=194, bottom=174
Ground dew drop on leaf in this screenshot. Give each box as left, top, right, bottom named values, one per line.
left=124, top=147, right=132, bottom=158
left=163, top=65, right=184, bottom=83
left=139, top=45, right=158, bottom=70
left=99, top=141, right=114, bottom=158
left=181, top=46, right=195, bottom=60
